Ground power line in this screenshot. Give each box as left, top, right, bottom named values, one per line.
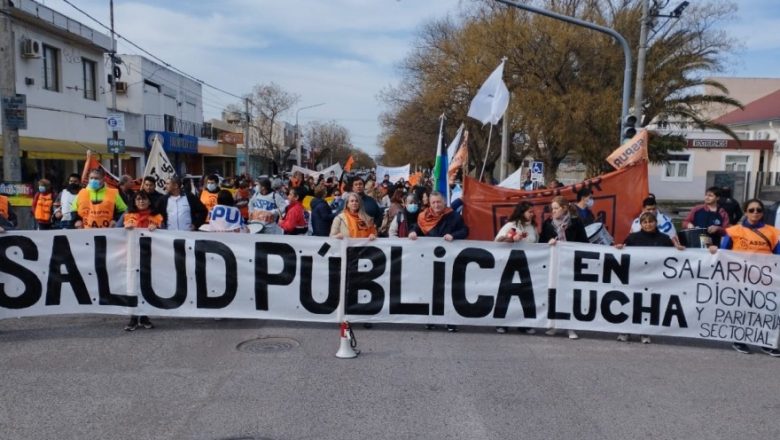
left=58, top=0, right=246, bottom=101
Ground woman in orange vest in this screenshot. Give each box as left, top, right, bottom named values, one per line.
left=122, top=191, right=162, bottom=332
left=32, top=179, right=55, bottom=230
left=710, top=198, right=780, bottom=357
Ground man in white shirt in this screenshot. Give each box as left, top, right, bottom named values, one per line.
left=157, top=176, right=207, bottom=230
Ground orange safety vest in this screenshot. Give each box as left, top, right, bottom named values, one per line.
left=200, top=190, right=219, bottom=222
left=0, top=195, right=8, bottom=219
left=34, top=193, right=54, bottom=223
left=77, top=188, right=118, bottom=229
left=235, top=188, right=250, bottom=220
left=124, top=211, right=163, bottom=229
left=726, top=224, right=780, bottom=254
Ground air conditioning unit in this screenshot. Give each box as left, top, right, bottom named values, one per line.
left=20, top=38, right=42, bottom=58
left=114, top=81, right=128, bottom=94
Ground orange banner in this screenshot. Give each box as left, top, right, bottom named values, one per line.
left=448, top=130, right=469, bottom=184
left=462, top=160, right=648, bottom=243
left=606, top=130, right=648, bottom=169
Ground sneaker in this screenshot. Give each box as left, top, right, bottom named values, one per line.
left=616, top=334, right=628, bottom=342
left=124, top=319, right=138, bottom=332
left=495, top=327, right=507, bottom=334
left=640, top=335, right=651, bottom=344
left=567, top=330, right=579, bottom=340
left=732, top=343, right=751, bottom=354
left=139, top=317, right=154, bottom=329
left=545, top=328, right=557, bottom=336
left=760, top=347, right=780, bottom=357
left=446, top=325, right=458, bottom=333
left=524, top=328, right=537, bottom=335
left=425, top=324, right=436, bottom=330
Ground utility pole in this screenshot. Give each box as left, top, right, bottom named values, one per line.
left=633, top=0, right=650, bottom=127
left=499, top=112, right=509, bottom=181
left=1, top=0, right=21, bottom=181
left=109, top=0, right=119, bottom=175
left=295, top=102, right=325, bottom=167
left=243, top=97, right=250, bottom=177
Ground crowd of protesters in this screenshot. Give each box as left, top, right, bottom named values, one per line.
left=1, top=168, right=778, bottom=357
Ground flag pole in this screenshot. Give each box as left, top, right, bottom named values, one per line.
left=478, top=125, right=493, bottom=183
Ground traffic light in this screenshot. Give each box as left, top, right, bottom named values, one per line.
left=622, top=115, right=637, bottom=141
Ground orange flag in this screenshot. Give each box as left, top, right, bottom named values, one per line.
left=606, top=129, right=649, bottom=169
left=448, top=129, right=469, bottom=184
left=344, top=155, right=355, bottom=172
left=81, top=150, right=120, bottom=188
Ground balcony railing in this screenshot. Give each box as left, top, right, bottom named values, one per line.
left=144, top=114, right=201, bottom=138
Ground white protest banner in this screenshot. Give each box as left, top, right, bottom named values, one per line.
left=342, top=238, right=550, bottom=326
left=311, top=163, right=343, bottom=181
left=0, top=229, right=129, bottom=317
left=143, top=136, right=175, bottom=194
left=552, top=242, right=780, bottom=347
left=375, top=164, right=410, bottom=183
left=1, top=231, right=778, bottom=348
left=291, top=165, right=316, bottom=176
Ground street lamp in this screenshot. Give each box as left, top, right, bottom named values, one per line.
left=295, top=103, right=325, bottom=167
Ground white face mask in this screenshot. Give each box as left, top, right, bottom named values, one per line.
left=206, top=183, right=218, bottom=192
left=586, top=198, right=594, bottom=208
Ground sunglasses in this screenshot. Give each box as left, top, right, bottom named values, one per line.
left=746, top=208, right=763, bottom=213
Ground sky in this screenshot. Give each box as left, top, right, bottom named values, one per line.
left=41, top=0, right=780, bottom=159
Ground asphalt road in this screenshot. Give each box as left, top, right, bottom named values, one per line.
left=1, top=315, right=778, bottom=440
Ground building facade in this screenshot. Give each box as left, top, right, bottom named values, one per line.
left=0, top=0, right=111, bottom=186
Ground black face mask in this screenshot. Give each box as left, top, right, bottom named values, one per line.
left=68, top=183, right=81, bottom=192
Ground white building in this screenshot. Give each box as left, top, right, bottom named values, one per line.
left=110, top=54, right=206, bottom=177
left=0, top=0, right=111, bottom=185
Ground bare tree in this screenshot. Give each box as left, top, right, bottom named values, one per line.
left=247, top=82, right=300, bottom=170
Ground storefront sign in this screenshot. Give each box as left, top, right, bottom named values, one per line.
left=145, top=130, right=198, bottom=154
left=1, top=94, right=27, bottom=130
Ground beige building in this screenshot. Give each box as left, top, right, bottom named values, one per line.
left=648, top=78, right=780, bottom=203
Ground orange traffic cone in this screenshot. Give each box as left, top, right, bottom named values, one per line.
left=335, top=321, right=359, bottom=359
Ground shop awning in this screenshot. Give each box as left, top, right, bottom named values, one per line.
left=0, top=136, right=130, bottom=160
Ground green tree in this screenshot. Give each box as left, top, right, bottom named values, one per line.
left=380, top=0, right=740, bottom=181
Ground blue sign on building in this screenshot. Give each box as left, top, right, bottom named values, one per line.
left=144, top=130, right=198, bottom=154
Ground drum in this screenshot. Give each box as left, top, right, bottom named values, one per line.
left=585, top=222, right=614, bottom=245
left=678, top=228, right=712, bottom=248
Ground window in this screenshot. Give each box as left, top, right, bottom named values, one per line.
left=82, top=58, right=96, bottom=100
left=662, top=154, right=692, bottom=181
left=164, top=114, right=175, bottom=132
left=42, top=44, right=59, bottom=91
left=724, top=155, right=749, bottom=172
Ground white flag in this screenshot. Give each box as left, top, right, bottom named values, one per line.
left=142, top=136, right=176, bottom=194
left=467, top=60, right=510, bottom=125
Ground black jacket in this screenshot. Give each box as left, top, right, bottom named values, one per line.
left=156, top=192, right=207, bottom=230
left=624, top=230, right=674, bottom=247
left=539, top=216, right=589, bottom=243
left=409, top=210, right=469, bottom=239
left=310, top=197, right=336, bottom=237
left=360, top=193, right=384, bottom=228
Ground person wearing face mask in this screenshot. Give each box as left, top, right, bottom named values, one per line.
left=31, top=178, right=55, bottom=230
left=0, top=192, right=18, bottom=232
left=200, top=174, right=221, bottom=222
left=248, top=178, right=286, bottom=223
left=574, top=187, right=596, bottom=226
left=71, top=168, right=127, bottom=229
left=53, top=174, right=82, bottom=229
left=388, top=194, right=420, bottom=238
